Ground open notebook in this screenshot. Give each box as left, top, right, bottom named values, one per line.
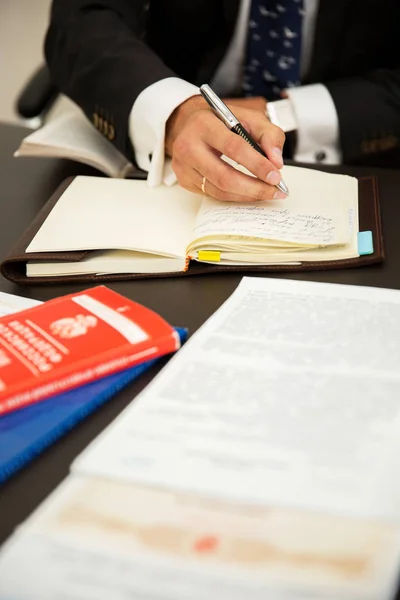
left=14, top=111, right=142, bottom=179
left=0, top=166, right=383, bottom=284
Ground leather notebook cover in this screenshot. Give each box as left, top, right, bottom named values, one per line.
left=0, top=175, right=384, bottom=285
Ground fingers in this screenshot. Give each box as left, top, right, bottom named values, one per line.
left=198, top=172, right=284, bottom=202
left=199, top=145, right=285, bottom=200
left=242, top=111, right=286, bottom=169
left=202, top=115, right=284, bottom=185
left=173, top=156, right=286, bottom=202
left=174, top=169, right=201, bottom=195
left=170, top=105, right=287, bottom=202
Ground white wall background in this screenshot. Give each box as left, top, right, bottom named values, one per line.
left=0, top=0, right=72, bottom=125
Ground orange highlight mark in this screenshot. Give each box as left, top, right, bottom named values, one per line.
left=193, top=535, right=219, bottom=554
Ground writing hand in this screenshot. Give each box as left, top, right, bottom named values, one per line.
left=165, top=96, right=286, bottom=202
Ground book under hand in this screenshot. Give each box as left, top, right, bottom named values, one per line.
left=0, top=164, right=383, bottom=283
left=0, top=286, right=180, bottom=415
left=24, top=167, right=361, bottom=275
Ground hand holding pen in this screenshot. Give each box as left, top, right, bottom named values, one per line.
left=165, top=87, right=288, bottom=202
left=200, top=85, right=289, bottom=196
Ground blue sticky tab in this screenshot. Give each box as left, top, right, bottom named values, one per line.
left=358, top=231, right=374, bottom=256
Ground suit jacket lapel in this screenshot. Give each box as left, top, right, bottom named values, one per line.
left=196, top=0, right=241, bottom=85
left=222, top=0, right=241, bottom=27
left=305, top=0, right=350, bottom=82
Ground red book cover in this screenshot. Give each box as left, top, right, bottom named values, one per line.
left=0, top=286, right=180, bottom=415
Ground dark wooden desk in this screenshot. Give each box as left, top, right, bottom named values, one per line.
left=1, top=122, right=400, bottom=547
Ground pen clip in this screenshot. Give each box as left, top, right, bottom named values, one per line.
left=200, top=84, right=239, bottom=130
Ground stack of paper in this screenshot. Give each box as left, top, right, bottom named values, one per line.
left=2, top=278, right=400, bottom=599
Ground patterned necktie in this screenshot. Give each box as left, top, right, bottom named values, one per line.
left=243, top=0, right=305, bottom=100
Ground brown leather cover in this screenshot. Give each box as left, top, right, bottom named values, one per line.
left=0, top=175, right=384, bottom=285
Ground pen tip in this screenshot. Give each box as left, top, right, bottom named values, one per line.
left=277, top=180, right=289, bottom=195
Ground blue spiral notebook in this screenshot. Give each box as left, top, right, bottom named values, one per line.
left=0, top=327, right=187, bottom=484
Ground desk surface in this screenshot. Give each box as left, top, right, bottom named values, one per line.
left=1, top=121, right=400, bottom=546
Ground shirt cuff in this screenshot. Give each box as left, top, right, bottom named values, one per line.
left=285, top=84, right=342, bottom=165
left=128, top=77, right=200, bottom=186
left=266, top=99, right=297, bottom=132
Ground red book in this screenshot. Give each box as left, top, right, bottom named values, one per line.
left=0, top=286, right=180, bottom=415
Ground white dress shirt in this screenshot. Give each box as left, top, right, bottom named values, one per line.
left=130, top=0, right=341, bottom=186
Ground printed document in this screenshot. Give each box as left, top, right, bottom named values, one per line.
left=74, top=277, right=400, bottom=520
left=1, top=474, right=399, bottom=600
left=2, top=280, right=400, bottom=600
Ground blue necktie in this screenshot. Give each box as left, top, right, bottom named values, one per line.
left=243, top=0, right=304, bottom=100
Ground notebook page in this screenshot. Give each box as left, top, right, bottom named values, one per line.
left=15, top=111, right=135, bottom=178
left=190, top=167, right=357, bottom=247
left=199, top=203, right=358, bottom=263
left=26, top=177, right=202, bottom=260
left=73, top=277, right=400, bottom=521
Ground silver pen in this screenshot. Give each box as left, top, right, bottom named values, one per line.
left=199, top=84, right=289, bottom=196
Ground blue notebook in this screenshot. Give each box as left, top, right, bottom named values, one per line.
left=0, top=327, right=187, bottom=484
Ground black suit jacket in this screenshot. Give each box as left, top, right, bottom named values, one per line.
left=45, top=0, right=400, bottom=167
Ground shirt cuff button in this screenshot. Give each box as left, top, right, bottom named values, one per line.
left=315, top=150, right=327, bottom=162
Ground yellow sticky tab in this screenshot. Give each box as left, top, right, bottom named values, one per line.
left=198, top=251, right=221, bottom=262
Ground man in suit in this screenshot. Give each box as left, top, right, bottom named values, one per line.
left=45, top=0, right=400, bottom=202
